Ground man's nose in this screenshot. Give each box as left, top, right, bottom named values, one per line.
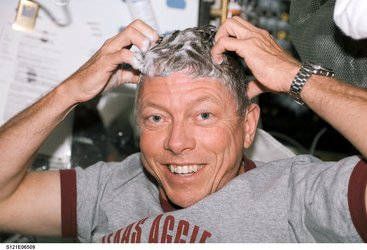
left=164, top=121, right=195, bottom=155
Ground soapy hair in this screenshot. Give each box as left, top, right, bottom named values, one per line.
left=134, top=25, right=250, bottom=118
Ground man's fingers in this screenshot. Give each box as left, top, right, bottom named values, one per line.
left=215, top=17, right=244, bottom=42
left=106, top=49, right=142, bottom=83
left=104, top=20, right=159, bottom=54
left=213, top=17, right=278, bottom=64
left=211, top=36, right=247, bottom=64
left=215, top=17, right=259, bottom=42
left=231, top=16, right=265, bottom=33
left=212, top=33, right=281, bottom=66
left=103, top=68, right=140, bottom=93
left=247, top=80, right=268, bottom=99
left=120, top=68, right=140, bottom=84
left=101, top=48, right=135, bottom=70
left=129, top=19, right=160, bottom=43
left=106, top=27, right=150, bottom=53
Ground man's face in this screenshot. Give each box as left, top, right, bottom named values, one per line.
left=137, top=72, right=251, bottom=208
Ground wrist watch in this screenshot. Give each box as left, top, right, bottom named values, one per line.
left=289, top=61, right=335, bottom=105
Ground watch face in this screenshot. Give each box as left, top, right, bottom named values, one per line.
left=304, top=61, right=334, bottom=76
left=313, top=64, right=323, bottom=70
left=313, top=64, right=332, bottom=71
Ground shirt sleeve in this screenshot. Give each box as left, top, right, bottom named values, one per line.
left=59, top=153, right=145, bottom=242
left=348, top=159, right=367, bottom=241
left=60, top=169, right=77, bottom=238
left=60, top=161, right=115, bottom=242
left=288, top=155, right=366, bottom=242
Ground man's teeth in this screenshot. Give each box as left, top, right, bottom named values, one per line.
left=168, top=164, right=203, bottom=175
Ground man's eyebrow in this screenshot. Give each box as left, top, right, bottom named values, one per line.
left=140, top=102, right=165, bottom=111
left=186, top=95, right=222, bottom=107
left=140, top=95, right=221, bottom=110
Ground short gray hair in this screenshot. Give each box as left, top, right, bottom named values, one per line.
left=134, top=25, right=250, bottom=118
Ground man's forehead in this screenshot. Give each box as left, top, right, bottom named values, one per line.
left=139, top=73, right=234, bottom=106
left=141, top=72, right=223, bottom=87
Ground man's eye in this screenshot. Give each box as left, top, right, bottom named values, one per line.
left=199, top=112, right=212, bottom=120
left=149, top=115, right=162, bottom=122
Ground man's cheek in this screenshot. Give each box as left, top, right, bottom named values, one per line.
left=141, top=130, right=164, bottom=147
left=196, top=127, right=228, bottom=148
left=140, top=131, right=166, bottom=165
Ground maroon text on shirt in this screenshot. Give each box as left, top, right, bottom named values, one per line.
left=101, top=214, right=212, bottom=243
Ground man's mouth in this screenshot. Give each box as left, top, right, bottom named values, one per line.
left=168, top=164, right=204, bottom=176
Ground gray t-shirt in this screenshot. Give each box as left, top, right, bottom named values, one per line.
left=60, top=153, right=366, bottom=242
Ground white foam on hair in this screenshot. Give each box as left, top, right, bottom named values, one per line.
left=131, top=51, right=144, bottom=71
left=132, top=29, right=211, bottom=77
left=133, top=25, right=249, bottom=118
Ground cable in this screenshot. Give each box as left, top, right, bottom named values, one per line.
left=54, top=0, right=70, bottom=7
left=30, top=0, right=72, bottom=27
left=268, top=131, right=308, bottom=154
left=39, top=0, right=72, bottom=27
left=309, top=127, right=328, bottom=155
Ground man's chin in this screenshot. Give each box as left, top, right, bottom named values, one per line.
left=159, top=187, right=202, bottom=208
left=167, top=192, right=205, bottom=208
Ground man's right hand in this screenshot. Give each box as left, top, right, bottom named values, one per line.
left=0, top=20, right=158, bottom=237
left=62, top=19, right=159, bottom=104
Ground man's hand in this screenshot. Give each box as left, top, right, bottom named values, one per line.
left=63, top=19, right=159, bottom=104
left=211, top=16, right=300, bottom=99
left=0, top=20, right=158, bottom=236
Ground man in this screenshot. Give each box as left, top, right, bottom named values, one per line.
left=0, top=17, right=366, bottom=242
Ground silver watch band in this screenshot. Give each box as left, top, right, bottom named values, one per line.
left=289, top=64, right=312, bottom=105
left=289, top=61, right=334, bottom=105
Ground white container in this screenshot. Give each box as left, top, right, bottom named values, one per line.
left=125, top=0, right=159, bottom=31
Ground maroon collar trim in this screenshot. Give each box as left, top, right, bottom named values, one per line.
left=243, top=157, right=256, bottom=172
left=159, top=192, right=182, bottom=212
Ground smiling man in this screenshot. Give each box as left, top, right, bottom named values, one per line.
left=69, top=25, right=260, bottom=240
left=0, top=21, right=260, bottom=241
left=134, top=25, right=258, bottom=208
left=138, top=73, right=251, bottom=208
left=0, top=18, right=367, bottom=243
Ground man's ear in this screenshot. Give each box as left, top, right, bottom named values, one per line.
left=243, top=103, right=260, bottom=149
